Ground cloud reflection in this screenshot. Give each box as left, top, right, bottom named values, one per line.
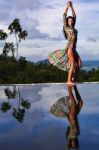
left=0, top=83, right=99, bottom=150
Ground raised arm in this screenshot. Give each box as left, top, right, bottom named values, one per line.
left=63, top=1, right=70, bottom=16
left=63, top=1, right=70, bottom=26
left=70, top=1, right=76, bottom=18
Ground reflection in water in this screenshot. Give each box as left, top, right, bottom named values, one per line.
left=0, top=84, right=99, bottom=150
left=4, top=86, right=16, bottom=99
left=0, top=85, right=31, bottom=122
left=1, top=101, right=11, bottom=113
left=12, top=86, right=31, bottom=122
left=1, top=86, right=16, bottom=113
left=65, top=85, right=83, bottom=150
left=49, top=84, right=83, bottom=150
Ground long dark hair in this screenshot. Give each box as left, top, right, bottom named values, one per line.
left=63, top=16, right=76, bottom=39
left=66, top=126, right=79, bottom=149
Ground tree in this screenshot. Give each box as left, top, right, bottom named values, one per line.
left=4, top=86, right=16, bottom=99
left=12, top=86, right=31, bottom=122
left=12, top=107, right=25, bottom=122
left=0, top=29, right=8, bottom=41
left=3, top=42, right=15, bottom=58
left=0, top=30, right=8, bottom=57
left=8, top=18, right=28, bottom=60
left=21, top=98, right=31, bottom=109
left=1, top=102, right=11, bottom=113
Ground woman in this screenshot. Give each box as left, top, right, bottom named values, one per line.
left=48, top=1, right=82, bottom=86
left=50, top=85, right=83, bottom=149
left=65, top=85, right=83, bottom=150
left=63, top=1, right=82, bottom=86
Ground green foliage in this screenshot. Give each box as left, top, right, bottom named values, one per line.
left=1, top=102, right=11, bottom=113
left=0, top=18, right=28, bottom=61
left=0, top=56, right=99, bottom=83
left=3, top=42, right=15, bottom=58
left=8, top=19, right=22, bottom=34
left=0, top=30, right=8, bottom=40
left=8, top=18, right=28, bottom=60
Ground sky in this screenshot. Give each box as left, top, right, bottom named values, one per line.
left=0, top=0, right=99, bottom=62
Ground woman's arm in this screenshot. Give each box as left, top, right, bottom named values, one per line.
left=63, top=2, right=70, bottom=26
left=63, top=2, right=70, bottom=16
left=66, top=137, right=70, bottom=150
left=69, top=1, right=76, bottom=27
left=70, top=2, right=76, bottom=18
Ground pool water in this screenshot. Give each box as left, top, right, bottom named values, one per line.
left=0, top=83, right=99, bottom=150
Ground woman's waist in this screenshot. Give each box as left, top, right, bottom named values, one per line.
left=67, top=37, right=77, bottom=42
left=65, top=43, right=77, bottom=52
left=66, top=41, right=77, bottom=47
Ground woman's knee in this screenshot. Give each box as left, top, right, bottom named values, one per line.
left=69, top=114, right=75, bottom=122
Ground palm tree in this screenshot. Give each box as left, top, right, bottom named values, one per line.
left=4, top=86, right=16, bottom=99
left=8, top=19, right=28, bottom=60
left=12, top=107, right=25, bottom=122
left=1, top=86, right=17, bottom=113
left=12, top=86, right=30, bottom=122
left=1, top=102, right=11, bottom=113
left=21, top=98, right=31, bottom=109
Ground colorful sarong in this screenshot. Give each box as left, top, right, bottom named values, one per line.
left=48, top=49, right=70, bottom=71
left=50, top=96, right=70, bottom=118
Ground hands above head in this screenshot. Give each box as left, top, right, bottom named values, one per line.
left=66, top=1, right=73, bottom=8
left=64, top=0, right=75, bottom=16
left=70, top=1, right=73, bottom=8
left=66, top=1, right=70, bottom=8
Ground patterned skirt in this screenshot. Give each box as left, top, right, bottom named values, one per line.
left=48, top=49, right=70, bottom=71
left=50, top=96, right=70, bottom=118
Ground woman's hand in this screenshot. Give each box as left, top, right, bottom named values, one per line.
left=66, top=1, right=71, bottom=9
left=70, top=1, right=73, bottom=8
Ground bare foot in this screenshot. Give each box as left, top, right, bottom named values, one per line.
left=67, top=81, right=77, bottom=87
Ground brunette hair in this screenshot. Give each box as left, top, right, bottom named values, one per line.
left=66, top=126, right=79, bottom=149
left=66, top=16, right=76, bottom=27
left=69, top=138, right=79, bottom=149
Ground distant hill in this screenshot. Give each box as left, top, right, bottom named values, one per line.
left=36, top=59, right=49, bottom=64
left=36, top=59, right=99, bottom=71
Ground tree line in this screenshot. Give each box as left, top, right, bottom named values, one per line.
left=0, top=55, right=99, bottom=83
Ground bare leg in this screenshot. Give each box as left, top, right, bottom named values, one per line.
left=67, top=86, right=77, bottom=123
left=73, top=51, right=82, bottom=82
left=66, top=86, right=80, bottom=150
left=74, top=85, right=83, bottom=115
left=67, top=48, right=76, bottom=86
left=66, top=86, right=79, bottom=146
left=73, top=85, right=83, bottom=135
left=75, top=51, right=82, bottom=69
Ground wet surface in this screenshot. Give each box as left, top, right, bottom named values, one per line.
left=0, top=83, right=99, bottom=150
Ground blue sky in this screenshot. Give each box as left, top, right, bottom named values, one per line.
left=0, top=0, right=99, bottom=62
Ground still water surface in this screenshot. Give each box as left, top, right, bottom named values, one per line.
left=0, top=83, right=99, bottom=150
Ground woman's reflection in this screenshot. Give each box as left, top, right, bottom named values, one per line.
left=66, top=85, right=83, bottom=150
